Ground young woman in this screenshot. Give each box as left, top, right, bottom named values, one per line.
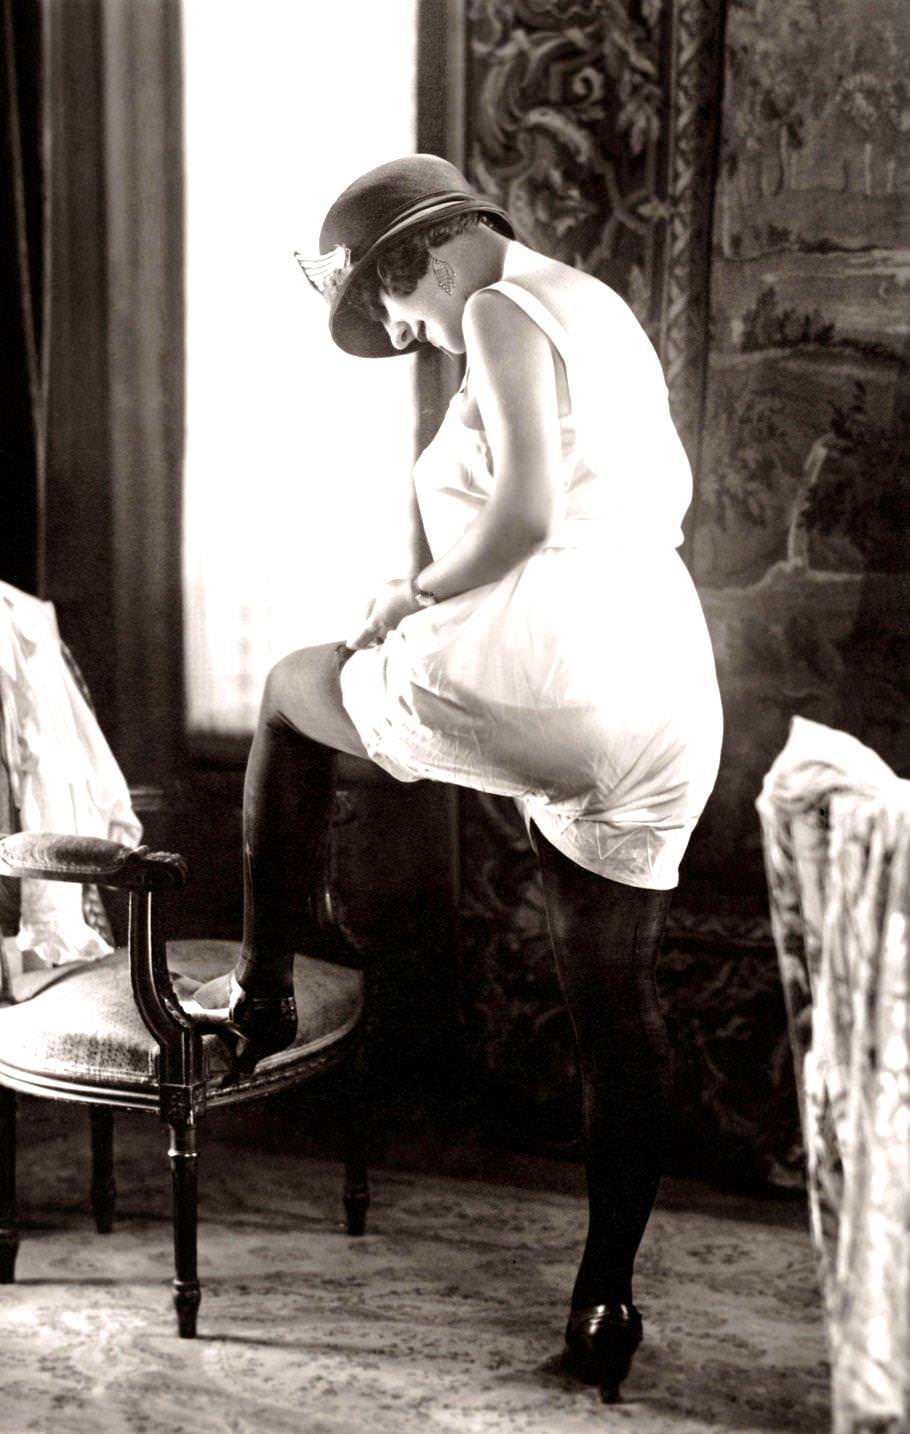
left=187, top=154, right=723, bottom=1401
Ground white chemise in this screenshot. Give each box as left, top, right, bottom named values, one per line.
left=339, top=247, right=723, bottom=889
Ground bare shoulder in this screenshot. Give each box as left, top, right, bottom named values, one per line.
left=461, top=287, right=552, bottom=377
left=472, top=248, right=617, bottom=334
left=509, top=243, right=612, bottom=296
left=462, top=285, right=536, bottom=339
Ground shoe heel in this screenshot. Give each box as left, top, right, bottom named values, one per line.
left=230, top=989, right=298, bottom=1072
left=563, top=1303, right=643, bottom=1402
left=188, top=985, right=298, bottom=1077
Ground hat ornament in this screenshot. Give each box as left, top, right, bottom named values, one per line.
left=294, top=244, right=352, bottom=301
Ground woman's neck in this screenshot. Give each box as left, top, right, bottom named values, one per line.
left=434, top=226, right=514, bottom=303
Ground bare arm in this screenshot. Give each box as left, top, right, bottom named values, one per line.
left=347, top=291, right=562, bottom=648
left=407, top=471, right=433, bottom=573
left=416, top=289, right=562, bottom=599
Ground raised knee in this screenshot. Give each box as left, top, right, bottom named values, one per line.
left=262, top=654, right=290, bottom=710
left=260, top=651, right=310, bottom=723
left=261, top=645, right=339, bottom=729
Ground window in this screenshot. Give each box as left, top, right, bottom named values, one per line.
left=182, top=0, right=418, bottom=733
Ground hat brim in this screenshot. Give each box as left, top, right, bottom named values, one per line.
left=327, top=197, right=514, bottom=358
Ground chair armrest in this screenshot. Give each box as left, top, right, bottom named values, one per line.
left=0, top=832, right=224, bottom=1113
left=0, top=831, right=187, bottom=893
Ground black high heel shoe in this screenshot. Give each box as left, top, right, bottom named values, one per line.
left=183, top=975, right=298, bottom=1075
left=563, top=1302, right=643, bottom=1403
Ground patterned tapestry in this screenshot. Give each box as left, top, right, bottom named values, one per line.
left=453, top=0, right=802, bottom=1184
left=463, top=0, right=722, bottom=465
left=692, top=0, right=910, bottom=916
left=450, top=0, right=909, bottom=1183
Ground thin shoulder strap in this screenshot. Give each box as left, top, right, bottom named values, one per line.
left=481, top=278, right=574, bottom=370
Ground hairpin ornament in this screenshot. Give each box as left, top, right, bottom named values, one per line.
left=294, top=244, right=352, bottom=300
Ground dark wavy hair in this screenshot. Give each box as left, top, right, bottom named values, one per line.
left=348, top=211, right=492, bottom=323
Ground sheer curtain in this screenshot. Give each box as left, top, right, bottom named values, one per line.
left=182, top=0, right=418, bottom=734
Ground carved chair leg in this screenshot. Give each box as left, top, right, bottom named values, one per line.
left=340, top=1037, right=370, bottom=1237
left=89, top=1106, right=116, bottom=1233
left=0, top=1085, right=18, bottom=1282
left=167, top=1122, right=201, bottom=1337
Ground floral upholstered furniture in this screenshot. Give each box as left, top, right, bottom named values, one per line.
left=757, top=717, right=910, bottom=1433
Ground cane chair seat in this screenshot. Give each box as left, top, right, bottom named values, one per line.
left=0, top=940, right=363, bottom=1103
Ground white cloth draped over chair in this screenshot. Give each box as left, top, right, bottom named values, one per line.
left=0, top=581, right=141, bottom=967
left=757, top=717, right=910, bottom=1433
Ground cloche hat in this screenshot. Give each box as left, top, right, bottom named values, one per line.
left=295, top=154, right=514, bottom=358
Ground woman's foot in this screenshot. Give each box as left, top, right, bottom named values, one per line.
left=181, top=973, right=298, bottom=1073
left=563, top=1302, right=643, bottom=1403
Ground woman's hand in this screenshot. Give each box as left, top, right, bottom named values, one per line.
left=346, top=577, right=420, bottom=650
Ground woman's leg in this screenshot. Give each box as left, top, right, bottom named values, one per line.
left=533, top=826, right=672, bottom=1314
left=234, top=643, right=368, bottom=997
left=187, top=644, right=369, bottom=1032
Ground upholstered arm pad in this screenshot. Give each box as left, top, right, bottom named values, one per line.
left=0, top=832, right=187, bottom=892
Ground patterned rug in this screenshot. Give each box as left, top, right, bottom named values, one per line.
left=0, top=1100, right=830, bottom=1434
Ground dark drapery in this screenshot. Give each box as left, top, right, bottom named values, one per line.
left=1, top=0, right=186, bottom=783
left=1, top=0, right=45, bottom=596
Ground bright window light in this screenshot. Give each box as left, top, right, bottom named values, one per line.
left=182, top=0, right=418, bottom=733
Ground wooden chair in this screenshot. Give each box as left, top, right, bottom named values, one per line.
left=0, top=828, right=369, bottom=1338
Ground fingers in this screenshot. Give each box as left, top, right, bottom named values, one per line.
left=347, top=599, right=381, bottom=651
left=346, top=618, right=388, bottom=651
left=347, top=578, right=411, bottom=650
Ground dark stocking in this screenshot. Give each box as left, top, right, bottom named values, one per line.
left=234, top=668, right=338, bottom=997
left=534, top=826, right=672, bottom=1311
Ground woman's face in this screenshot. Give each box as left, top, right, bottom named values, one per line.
left=379, top=259, right=465, bottom=357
